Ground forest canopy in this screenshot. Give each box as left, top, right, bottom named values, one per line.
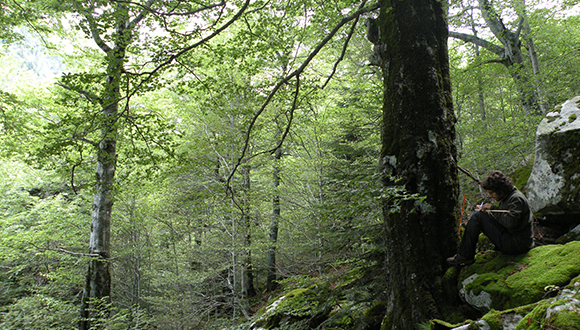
left=1, top=0, right=579, bottom=329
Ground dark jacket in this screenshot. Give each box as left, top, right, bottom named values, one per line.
left=490, top=187, right=534, bottom=251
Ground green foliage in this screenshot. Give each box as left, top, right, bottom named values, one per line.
left=448, top=0, right=580, bottom=200
left=77, top=298, right=152, bottom=330
left=0, top=159, right=88, bottom=326
left=1, top=0, right=579, bottom=329
left=510, top=167, right=532, bottom=192
left=0, top=88, right=40, bottom=157
left=0, top=294, right=77, bottom=329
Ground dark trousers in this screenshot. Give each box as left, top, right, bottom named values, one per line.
left=458, top=211, right=524, bottom=259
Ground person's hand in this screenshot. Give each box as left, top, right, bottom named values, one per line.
left=475, top=203, right=492, bottom=212
left=479, top=203, right=492, bottom=212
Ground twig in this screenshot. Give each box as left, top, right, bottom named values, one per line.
left=57, top=248, right=101, bottom=258
left=320, top=1, right=366, bottom=89
left=458, top=165, right=481, bottom=184
left=56, top=82, right=102, bottom=105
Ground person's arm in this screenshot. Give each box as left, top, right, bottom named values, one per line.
left=490, top=196, right=524, bottom=229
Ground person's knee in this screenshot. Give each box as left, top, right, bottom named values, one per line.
left=468, top=211, right=485, bottom=224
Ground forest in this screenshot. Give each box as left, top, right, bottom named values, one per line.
left=1, top=0, right=580, bottom=329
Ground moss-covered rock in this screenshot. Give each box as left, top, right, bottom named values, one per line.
left=431, top=289, right=580, bottom=330
left=249, top=264, right=389, bottom=330
left=249, top=284, right=335, bottom=330
left=458, top=241, right=580, bottom=312
left=513, top=288, right=580, bottom=330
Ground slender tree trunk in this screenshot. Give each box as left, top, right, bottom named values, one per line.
left=521, top=5, right=547, bottom=113
left=78, top=57, right=121, bottom=330
left=468, top=9, right=487, bottom=124
left=78, top=6, right=128, bottom=329
left=378, top=0, right=460, bottom=328
left=267, top=148, right=282, bottom=292
left=241, top=166, right=256, bottom=299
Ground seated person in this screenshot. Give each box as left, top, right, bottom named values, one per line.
left=447, top=170, right=534, bottom=266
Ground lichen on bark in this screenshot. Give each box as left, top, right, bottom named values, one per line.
left=378, top=0, right=460, bottom=328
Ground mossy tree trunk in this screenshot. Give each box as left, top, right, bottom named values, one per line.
left=378, top=0, right=460, bottom=328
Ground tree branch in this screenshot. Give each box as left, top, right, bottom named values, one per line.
left=73, top=2, right=113, bottom=53
left=226, top=1, right=380, bottom=188
left=8, top=0, right=52, bottom=48
left=265, top=75, right=300, bottom=156
left=113, top=0, right=225, bottom=17
left=56, top=247, right=101, bottom=258
left=449, top=31, right=504, bottom=57
left=127, top=0, right=251, bottom=92
left=458, top=165, right=481, bottom=184
left=478, top=0, right=508, bottom=40
left=55, top=82, right=103, bottom=105
left=127, top=0, right=157, bottom=30
left=321, top=1, right=365, bottom=89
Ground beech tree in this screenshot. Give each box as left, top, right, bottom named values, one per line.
left=20, top=0, right=253, bottom=328
left=449, top=0, right=546, bottom=114
left=378, top=0, right=459, bottom=327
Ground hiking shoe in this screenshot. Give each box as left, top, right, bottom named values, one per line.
left=446, top=254, right=474, bottom=266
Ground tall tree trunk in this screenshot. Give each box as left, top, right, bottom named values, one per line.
left=78, top=56, right=121, bottom=330
left=267, top=148, right=281, bottom=292
left=240, top=166, right=256, bottom=299
left=520, top=0, right=547, bottom=113
left=78, top=5, right=127, bottom=329
left=378, top=0, right=460, bottom=328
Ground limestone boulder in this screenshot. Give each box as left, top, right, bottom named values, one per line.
left=430, top=242, right=580, bottom=330
left=456, top=241, right=580, bottom=313
left=441, top=287, right=580, bottom=330
left=526, top=96, right=580, bottom=221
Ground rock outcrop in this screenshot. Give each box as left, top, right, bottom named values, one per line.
left=456, top=242, right=580, bottom=313
left=526, top=96, right=580, bottom=225
left=432, top=241, right=580, bottom=330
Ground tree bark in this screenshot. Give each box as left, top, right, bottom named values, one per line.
left=78, top=50, right=121, bottom=330
left=267, top=148, right=282, bottom=292
left=468, top=9, right=488, bottom=124
left=520, top=0, right=547, bottom=113
left=378, top=0, right=460, bottom=328
left=240, top=166, right=256, bottom=299
left=78, top=4, right=128, bottom=329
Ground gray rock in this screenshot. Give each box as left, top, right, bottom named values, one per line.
left=556, top=223, right=580, bottom=244
left=527, top=96, right=580, bottom=218
left=451, top=320, right=489, bottom=330
left=459, top=274, right=492, bottom=312
left=500, top=312, right=524, bottom=330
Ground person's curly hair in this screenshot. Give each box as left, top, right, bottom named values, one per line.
left=481, top=170, right=514, bottom=196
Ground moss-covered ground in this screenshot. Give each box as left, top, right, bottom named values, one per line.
left=458, top=241, right=580, bottom=311
left=250, top=261, right=389, bottom=330
left=249, top=242, right=580, bottom=330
